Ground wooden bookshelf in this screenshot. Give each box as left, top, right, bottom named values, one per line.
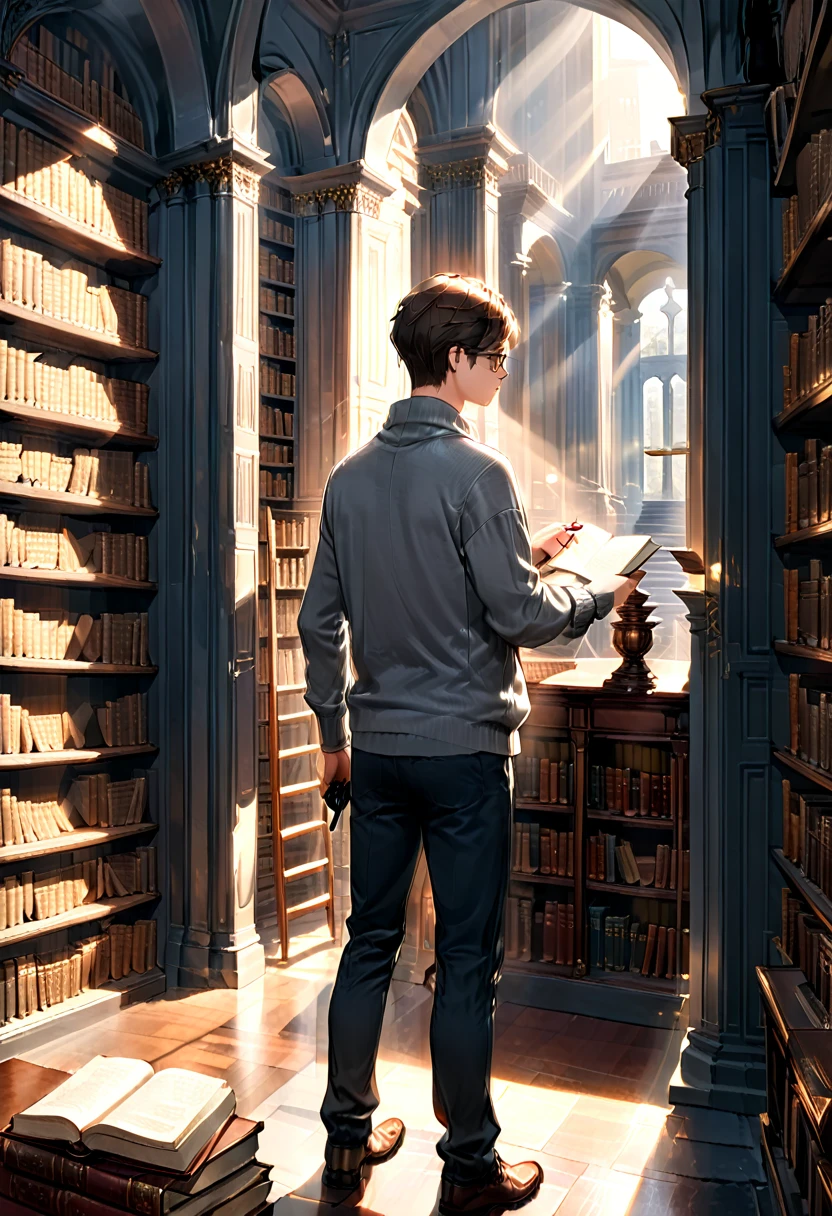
left=775, top=519, right=832, bottom=549
left=0, top=185, right=161, bottom=276
left=501, top=664, right=689, bottom=1022
left=774, top=747, right=832, bottom=793
left=774, top=642, right=832, bottom=663
left=0, top=297, right=157, bottom=362
left=0, top=744, right=157, bottom=771
left=0, top=480, right=156, bottom=517
left=0, top=657, right=157, bottom=675
left=0, top=401, right=156, bottom=449
left=0, top=821, right=157, bottom=865
left=0, top=567, right=155, bottom=591
left=773, top=847, right=832, bottom=938
left=773, top=0, right=832, bottom=192
left=0, top=890, right=158, bottom=948
left=773, top=379, right=832, bottom=432
left=775, top=191, right=832, bottom=305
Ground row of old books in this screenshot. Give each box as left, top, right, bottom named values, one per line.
left=506, top=897, right=573, bottom=965
left=0, top=440, right=150, bottom=505
left=260, top=441, right=292, bottom=465
left=259, top=249, right=295, bottom=284
left=260, top=363, right=296, bottom=398
left=276, top=647, right=305, bottom=689
left=261, top=217, right=294, bottom=246
left=782, top=306, right=832, bottom=409
left=97, top=692, right=147, bottom=748
left=782, top=776, right=832, bottom=895
left=262, top=181, right=294, bottom=212
left=783, top=563, right=832, bottom=646
left=0, top=791, right=74, bottom=847
left=259, top=469, right=292, bottom=500
left=1, top=695, right=105, bottom=754
left=514, top=755, right=573, bottom=804
left=589, top=906, right=689, bottom=978
left=0, top=514, right=149, bottom=579
left=10, top=29, right=145, bottom=149
left=782, top=129, right=832, bottom=268
left=259, top=322, right=296, bottom=360
left=788, top=673, right=832, bottom=765
left=258, top=597, right=299, bottom=636
left=1, top=847, right=156, bottom=929
left=587, top=762, right=672, bottom=818
left=275, top=555, right=307, bottom=588
left=260, top=285, right=295, bottom=315
left=785, top=442, right=832, bottom=532
left=0, top=118, right=148, bottom=251
left=0, top=923, right=157, bottom=1025
left=0, top=602, right=149, bottom=665
left=0, top=236, right=148, bottom=349
left=68, top=774, right=147, bottom=828
left=258, top=506, right=306, bottom=546
left=587, top=835, right=690, bottom=890
left=512, top=823, right=573, bottom=876
left=259, top=402, right=294, bottom=435
left=781, top=888, right=832, bottom=1020
left=0, top=1056, right=271, bottom=1214
left=0, top=342, right=148, bottom=429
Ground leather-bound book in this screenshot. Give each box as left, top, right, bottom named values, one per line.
left=641, top=923, right=658, bottom=976
left=566, top=904, right=574, bottom=967
left=666, top=927, right=677, bottom=979
left=555, top=903, right=567, bottom=966
left=653, top=925, right=667, bottom=978
left=542, top=901, right=557, bottom=963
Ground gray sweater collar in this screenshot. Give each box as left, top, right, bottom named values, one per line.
left=380, top=397, right=477, bottom=446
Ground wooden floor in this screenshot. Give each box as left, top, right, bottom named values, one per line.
left=21, top=927, right=770, bottom=1215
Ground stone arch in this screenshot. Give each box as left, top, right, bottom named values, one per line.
left=603, top=248, right=686, bottom=309
left=355, top=0, right=704, bottom=173
left=260, top=69, right=334, bottom=172
left=526, top=231, right=568, bottom=289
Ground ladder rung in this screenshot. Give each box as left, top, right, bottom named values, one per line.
left=278, top=743, right=320, bottom=759
left=280, top=779, right=320, bottom=797
left=284, top=857, right=330, bottom=881
left=278, top=709, right=314, bottom=723
left=281, top=819, right=325, bottom=840
left=287, top=892, right=332, bottom=920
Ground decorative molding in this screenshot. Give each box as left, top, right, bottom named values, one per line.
left=295, top=181, right=383, bottom=218
left=0, top=0, right=47, bottom=59
left=669, top=116, right=709, bottom=170
left=159, top=155, right=260, bottom=202
left=420, top=156, right=500, bottom=193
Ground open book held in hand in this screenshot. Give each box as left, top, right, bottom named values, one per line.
left=11, top=1056, right=235, bottom=1172
left=533, top=520, right=660, bottom=585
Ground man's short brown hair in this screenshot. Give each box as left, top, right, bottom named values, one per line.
left=390, top=273, right=520, bottom=389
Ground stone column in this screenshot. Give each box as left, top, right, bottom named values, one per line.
left=562, top=283, right=603, bottom=524
left=669, top=88, right=774, bottom=1113
left=157, top=148, right=268, bottom=988
left=612, top=306, right=643, bottom=529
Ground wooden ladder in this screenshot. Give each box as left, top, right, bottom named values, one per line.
left=266, top=507, right=335, bottom=962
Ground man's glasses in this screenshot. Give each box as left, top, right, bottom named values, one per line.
left=477, top=351, right=508, bottom=372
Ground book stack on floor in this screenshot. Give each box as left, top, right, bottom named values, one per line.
left=0, top=1057, right=272, bottom=1214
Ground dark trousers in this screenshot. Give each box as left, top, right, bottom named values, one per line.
left=320, top=749, right=513, bottom=1184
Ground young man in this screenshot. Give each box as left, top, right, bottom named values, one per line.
left=298, top=273, right=633, bottom=1214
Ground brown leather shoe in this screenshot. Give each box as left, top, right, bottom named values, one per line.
left=439, top=1152, right=543, bottom=1214
left=323, top=1117, right=406, bottom=1189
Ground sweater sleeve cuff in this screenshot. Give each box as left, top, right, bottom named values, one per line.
left=562, top=585, right=598, bottom=638
left=318, top=712, right=350, bottom=752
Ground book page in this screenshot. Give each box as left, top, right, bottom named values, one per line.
left=15, top=1056, right=153, bottom=1137
left=538, top=521, right=611, bottom=576
left=93, top=1068, right=229, bottom=1149
left=581, top=536, right=660, bottom=581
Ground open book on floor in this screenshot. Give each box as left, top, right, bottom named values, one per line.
left=534, top=521, right=660, bottom=585
left=11, top=1056, right=235, bottom=1172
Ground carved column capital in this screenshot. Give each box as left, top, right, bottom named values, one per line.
left=295, top=181, right=384, bottom=218
left=669, top=115, right=709, bottom=170
left=158, top=154, right=261, bottom=202
left=420, top=156, right=500, bottom=193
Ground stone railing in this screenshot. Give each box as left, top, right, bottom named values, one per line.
left=505, top=153, right=561, bottom=204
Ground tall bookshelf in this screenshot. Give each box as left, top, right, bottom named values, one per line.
left=762, top=1, right=832, bottom=1209
left=0, top=18, right=163, bottom=1056
left=503, top=662, right=690, bottom=1026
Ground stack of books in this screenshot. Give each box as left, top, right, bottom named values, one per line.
left=0, top=1056, right=273, bottom=1214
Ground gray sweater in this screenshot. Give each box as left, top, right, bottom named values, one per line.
left=297, top=396, right=613, bottom=756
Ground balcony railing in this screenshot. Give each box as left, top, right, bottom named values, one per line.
left=505, top=154, right=561, bottom=205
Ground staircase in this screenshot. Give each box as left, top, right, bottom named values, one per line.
left=633, top=499, right=688, bottom=658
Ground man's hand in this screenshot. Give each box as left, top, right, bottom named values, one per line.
left=530, top=521, right=577, bottom=568
left=589, top=574, right=640, bottom=609
left=323, top=748, right=351, bottom=789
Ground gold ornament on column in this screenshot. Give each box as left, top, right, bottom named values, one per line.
left=603, top=571, right=660, bottom=692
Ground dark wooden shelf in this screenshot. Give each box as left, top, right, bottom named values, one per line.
left=261, top=497, right=295, bottom=508
left=260, top=394, right=296, bottom=405
left=0, top=821, right=157, bottom=866
left=775, top=190, right=832, bottom=305
left=774, top=642, right=832, bottom=663
left=774, top=519, right=832, bottom=549
left=773, top=846, right=832, bottom=936
left=0, top=186, right=160, bottom=277
left=510, top=870, right=574, bottom=888
left=0, top=657, right=156, bottom=675
left=515, top=799, right=573, bottom=812
left=0, top=890, right=158, bottom=948
left=0, top=297, right=157, bottom=362
left=774, top=0, right=832, bottom=193
left=774, top=378, right=832, bottom=432
left=260, top=352, right=296, bottom=365
left=586, top=879, right=685, bottom=901
left=273, top=545, right=308, bottom=554
left=0, top=401, right=156, bottom=449
left=260, top=461, right=294, bottom=470
left=773, top=747, right=832, bottom=792
left=587, top=810, right=675, bottom=829
left=0, top=743, right=157, bottom=771
left=260, top=309, right=295, bottom=323
left=259, top=233, right=295, bottom=251
left=0, top=567, right=155, bottom=592
left=260, top=277, right=296, bottom=292
left=0, top=480, right=156, bottom=518
left=261, top=205, right=296, bottom=220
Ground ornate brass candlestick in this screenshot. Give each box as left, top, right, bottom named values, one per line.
left=603, top=571, right=661, bottom=692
